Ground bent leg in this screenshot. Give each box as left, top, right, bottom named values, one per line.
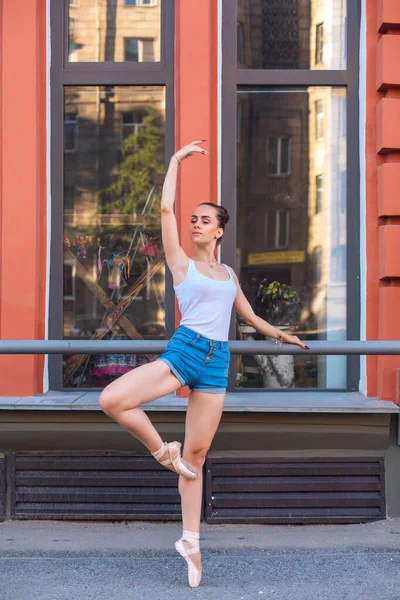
left=178, top=390, right=225, bottom=569
left=98, top=360, right=182, bottom=456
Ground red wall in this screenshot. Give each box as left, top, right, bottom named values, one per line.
left=0, top=0, right=398, bottom=402
left=174, top=0, right=218, bottom=397
left=0, top=0, right=47, bottom=395
left=366, top=0, right=400, bottom=403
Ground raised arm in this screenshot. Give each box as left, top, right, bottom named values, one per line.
left=228, top=268, right=309, bottom=350
left=161, top=141, right=208, bottom=278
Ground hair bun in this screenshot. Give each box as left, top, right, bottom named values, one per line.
left=224, top=213, right=230, bottom=225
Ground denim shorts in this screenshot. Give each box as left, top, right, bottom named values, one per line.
left=156, top=325, right=230, bottom=394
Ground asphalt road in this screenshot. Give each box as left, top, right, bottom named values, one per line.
left=1, top=519, right=400, bottom=599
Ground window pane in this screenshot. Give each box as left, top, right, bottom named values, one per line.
left=267, top=137, right=278, bottom=174
left=68, top=0, right=161, bottom=63
left=237, top=0, right=346, bottom=70
left=63, top=86, right=166, bottom=388
left=280, top=138, right=291, bottom=175
left=236, top=88, right=347, bottom=389
left=315, top=174, right=323, bottom=213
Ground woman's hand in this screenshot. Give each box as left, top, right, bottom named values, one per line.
left=174, top=140, right=208, bottom=162
left=283, top=333, right=309, bottom=350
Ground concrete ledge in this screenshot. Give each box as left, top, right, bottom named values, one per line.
left=0, top=391, right=398, bottom=413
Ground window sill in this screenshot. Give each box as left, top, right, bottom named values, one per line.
left=0, top=391, right=398, bottom=413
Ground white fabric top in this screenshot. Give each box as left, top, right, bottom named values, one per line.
left=174, top=258, right=237, bottom=341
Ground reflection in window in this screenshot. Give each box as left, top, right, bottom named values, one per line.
left=124, top=38, right=140, bottom=62
left=316, top=174, right=323, bottom=214
left=237, top=0, right=346, bottom=70
left=68, top=0, right=161, bottom=62
left=315, top=100, right=324, bottom=140
left=63, top=86, right=166, bottom=388
left=267, top=137, right=291, bottom=176
left=314, top=246, right=322, bottom=284
left=237, top=22, right=246, bottom=63
left=266, top=210, right=290, bottom=249
left=122, top=111, right=145, bottom=140
left=125, top=0, right=157, bottom=5
left=315, top=23, right=324, bottom=64
left=236, top=88, right=347, bottom=390
left=64, top=114, right=78, bottom=153
left=124, top=38, right=154, bottom=62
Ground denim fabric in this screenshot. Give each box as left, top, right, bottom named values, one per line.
left=156, top=325, right=230, bottom=394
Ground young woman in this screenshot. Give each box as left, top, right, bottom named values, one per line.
left=99, top=140, right=308, bottom=588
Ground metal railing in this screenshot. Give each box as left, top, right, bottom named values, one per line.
left=0, top=340, right=399, bottom=355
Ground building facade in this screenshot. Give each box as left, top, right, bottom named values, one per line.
left=0, top=0, right=399, bottom=522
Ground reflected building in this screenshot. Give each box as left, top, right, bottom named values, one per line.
left=236, top=0, right=347, bottom=389
left=62, top=1, right=165, bottom=388
left=68, top=0, right=161, bottom=63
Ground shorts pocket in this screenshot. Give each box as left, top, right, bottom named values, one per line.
left=172, top=332, right=197, bottom=347
left=221, top=347, right=231, bottom=363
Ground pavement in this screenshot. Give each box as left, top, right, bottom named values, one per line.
left=1, top=518, right=400, bottom=599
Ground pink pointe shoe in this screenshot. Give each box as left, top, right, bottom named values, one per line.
left=151, top=441, right=198, bottom=480
left=175, top=530, right=202, bottom=588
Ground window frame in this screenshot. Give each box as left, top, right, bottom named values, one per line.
left=49, top=0, right=175, bottom=390
left=221, top=0, right=361, bottom=393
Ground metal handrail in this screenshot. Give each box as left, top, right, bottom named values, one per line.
left=0, top=340, right=399, bottom=355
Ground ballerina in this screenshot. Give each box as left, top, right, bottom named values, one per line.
left=98, top=140, right=308, bottom=588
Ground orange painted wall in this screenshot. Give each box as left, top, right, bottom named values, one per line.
left=174, top=0, right=218, bottom=397
left=0, top=0, right=47, bottom=395
left=366, top=0, right=400, bottom=403
left=1, top=0, right=397, bottom=402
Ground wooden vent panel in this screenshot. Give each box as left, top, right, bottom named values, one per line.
left=9, top=451, right=184, bottom=521
left=205, top=458, right=386, bottom=524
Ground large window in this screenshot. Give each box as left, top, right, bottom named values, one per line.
left=222, top=1, right=360, bottom=392
left=50, top=0, right=174, bottom=390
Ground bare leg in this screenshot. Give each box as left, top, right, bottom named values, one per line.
left=178, top=390, right=225, bottom=570
left=99, top=360, right=182, bottom=466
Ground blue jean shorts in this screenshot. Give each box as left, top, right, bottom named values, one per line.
left=156, top=325, right=230, bottom=394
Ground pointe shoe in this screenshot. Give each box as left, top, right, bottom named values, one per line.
left=151, top=441, right=198, bottom=480
left=175, top=529, right=202, bottom=588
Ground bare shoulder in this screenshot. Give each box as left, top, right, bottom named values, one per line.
left=224, top=264, right=239, bottom=283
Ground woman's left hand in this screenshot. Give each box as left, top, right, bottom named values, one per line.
left=283, top=334, right=309, bottom=350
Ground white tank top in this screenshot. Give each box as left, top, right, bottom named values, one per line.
left=173, top=258, right=237, bottom=341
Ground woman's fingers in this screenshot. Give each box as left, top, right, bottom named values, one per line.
left=178, top=146, right=208, bottom=160
left=285, top=335, right=309, bottom=350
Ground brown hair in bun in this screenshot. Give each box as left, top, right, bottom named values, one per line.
left=198, top=203, right=230, bottom=246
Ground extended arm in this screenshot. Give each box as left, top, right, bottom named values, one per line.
left=229, top=269, right=308, bottom=349
left=160, top=141, right=208, bottom=274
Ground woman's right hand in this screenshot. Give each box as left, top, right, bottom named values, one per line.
left=174, top=140, right=208, bottom=162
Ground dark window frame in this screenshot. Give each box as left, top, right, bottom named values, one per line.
left=50, top=0, right=175, bottom=390
left=222, top=0, right=361, bottom=393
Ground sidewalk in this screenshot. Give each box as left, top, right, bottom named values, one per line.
left=1, top=518, right=400, bottom=599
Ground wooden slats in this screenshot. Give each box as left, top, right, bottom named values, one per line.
left=205, top=458, right=386, bottom=524
left=213, top=492, right=381, bottom=508
left=10, top=451, right=183, bottom=520
left=16, top=471, right=177, bottom=487
left=212, top=476, right=381, bottom=493
left=211, top=462, right=381, bottom=477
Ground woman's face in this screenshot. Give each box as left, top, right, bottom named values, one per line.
left=190, top=205, right=222, bottom=246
